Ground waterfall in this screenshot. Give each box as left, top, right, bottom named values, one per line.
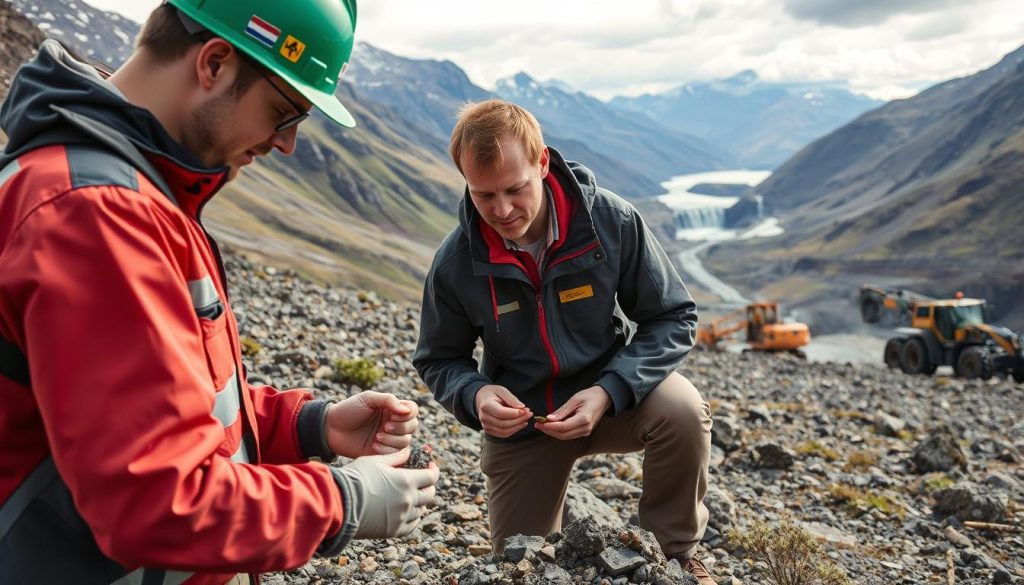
left=675, top=206, right=727, bottom=229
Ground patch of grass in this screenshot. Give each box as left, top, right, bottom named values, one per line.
left=828, top=484, right=905, bottom=519
left=896, top=429, right=915, bottom=442
left=728, top=518, right=851, bottom=585
left=829, top=409, right=872, bottom=422
left=765, top=402, right=810, bottom=413
left=239, top=337, right=262, bottom=357
left=796, top=440, right=840, bottom=461
left=843, top=450, right=878, bottom=472
left=334, top=358, right=384, bottom=389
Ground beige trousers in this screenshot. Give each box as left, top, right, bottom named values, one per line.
left=480, top=372, right=712, bottom=560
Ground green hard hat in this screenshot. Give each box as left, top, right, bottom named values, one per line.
left=168, top=0, right=358, bottom=127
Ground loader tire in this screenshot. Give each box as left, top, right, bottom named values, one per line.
left=884, top=339, right=903, bottom=369
left=956, top=346, right=993, bottom=380
left=900, top=337, right=934, bottom=375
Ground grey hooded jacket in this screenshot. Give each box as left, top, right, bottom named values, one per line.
left=413, top=148, right=697, bottom=440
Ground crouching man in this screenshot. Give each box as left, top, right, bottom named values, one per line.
left=413, top=100, right=715, bottom=584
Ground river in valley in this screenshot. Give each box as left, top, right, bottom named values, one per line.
left=657, top=170, right=884, bottom=366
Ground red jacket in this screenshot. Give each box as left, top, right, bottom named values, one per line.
left=0, top=41, right=345, bottom=584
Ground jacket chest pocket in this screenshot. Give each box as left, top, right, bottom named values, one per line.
left=552, top=280, right=612, bottom=336
left=200, top=315, right=238, bottom=392
left=190, top=275, right=237, bottom=390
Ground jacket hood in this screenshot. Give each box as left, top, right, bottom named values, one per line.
left=1, top=40, right=218, bottom=177
left=457, top=147, right=598, bottom=238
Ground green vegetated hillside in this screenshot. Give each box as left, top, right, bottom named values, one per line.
left=205, top=84, right=466, bottom=300
left=704, top=45, right=1024, bottom=330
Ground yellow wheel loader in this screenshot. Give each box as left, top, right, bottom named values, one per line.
left=860, top=285, right=1024, bottom=382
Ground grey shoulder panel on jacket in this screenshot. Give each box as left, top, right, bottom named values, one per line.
left=590, top=187, right=636, bottom=216
left=431, top=228, right=473, bottom=273
left=65, top=145, right=138, bottom=191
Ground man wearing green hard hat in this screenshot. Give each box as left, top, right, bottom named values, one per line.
left=0, top=1, right=438, bottom=583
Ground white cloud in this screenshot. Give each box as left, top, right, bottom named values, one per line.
left=82, top=0, right=1024, bottom=101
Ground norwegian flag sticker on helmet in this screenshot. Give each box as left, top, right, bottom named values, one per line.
left=245, top=15, right=281, bottom=48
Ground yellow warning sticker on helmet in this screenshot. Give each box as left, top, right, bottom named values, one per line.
left=280, top=35, right=306, bottom=63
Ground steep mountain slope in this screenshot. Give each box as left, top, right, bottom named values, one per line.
left=11, top=0, right=137, bottom=68
left=208, top=84, right=466, bottom=299
left=495, top=72, right=730, bottom=187
left=704, top=46, right=1024, bottom=330
left=611, top=70, right=881, bottom=168
left=758, top=46, right=1024, bottom=218
left=1, top=2, right=46, bottom=146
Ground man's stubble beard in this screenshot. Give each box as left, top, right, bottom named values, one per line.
left=190, top=92, right=237, bottom=176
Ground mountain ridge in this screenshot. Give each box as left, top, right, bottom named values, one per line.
left=703, top=42, right=1024, bottom=330
left=610, top=70, right=882, bottom=168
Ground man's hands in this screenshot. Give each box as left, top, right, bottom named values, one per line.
left=475, top=384, right=534, bottom=438
left=338, top=449, right=439, bottom=539
left=534, top=385, right=610, bottom=440
left=476, top=384, right=612, bottom=440
left=326, top=391, right=419, bottom=459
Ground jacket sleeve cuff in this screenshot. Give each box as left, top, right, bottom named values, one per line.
left=317, top=467, right=361, bottom=556
left=596, top=372, right=633, bottom=415
left=297, top=399, right=336, bottom=462
left=460, top=379, right=489, bottom=424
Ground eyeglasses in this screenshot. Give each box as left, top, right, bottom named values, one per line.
left=238, top=53, right=310, bottom=133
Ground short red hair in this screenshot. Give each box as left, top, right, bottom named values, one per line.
left=449, top=99, right=544, bottom=176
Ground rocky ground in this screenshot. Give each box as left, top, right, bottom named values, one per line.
left=223, top=252, right=1024, bottom=585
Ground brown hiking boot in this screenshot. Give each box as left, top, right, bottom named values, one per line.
left=683, top=556, right=718, bottom=585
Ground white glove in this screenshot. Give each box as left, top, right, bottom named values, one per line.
left=337, top=449, right=439, bottom=539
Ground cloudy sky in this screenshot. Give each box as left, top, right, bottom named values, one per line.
left=87, top=0, right=1024, bottom=100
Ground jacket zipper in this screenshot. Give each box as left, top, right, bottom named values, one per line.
left=196, top=182, right=261, bottom=584
left=535, top=292, right=559, bottom=414
left=508, top=239, right=601, bottom=415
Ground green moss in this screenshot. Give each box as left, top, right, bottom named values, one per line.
left=239, top=337, right=262, bottom=357
left=921, top=474, right=955, bottom=493
left=828, top=483, right=905, bottom=519
left=334, top=358, right=384, bottom=389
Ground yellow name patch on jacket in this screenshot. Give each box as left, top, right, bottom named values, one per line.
left=559, top=285, right=594, bottom=303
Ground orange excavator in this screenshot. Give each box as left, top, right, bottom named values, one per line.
left=697, top=302, right=811, bottom=354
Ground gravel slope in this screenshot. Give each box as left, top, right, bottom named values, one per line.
left=224, top=253, right=1023, bottom=585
